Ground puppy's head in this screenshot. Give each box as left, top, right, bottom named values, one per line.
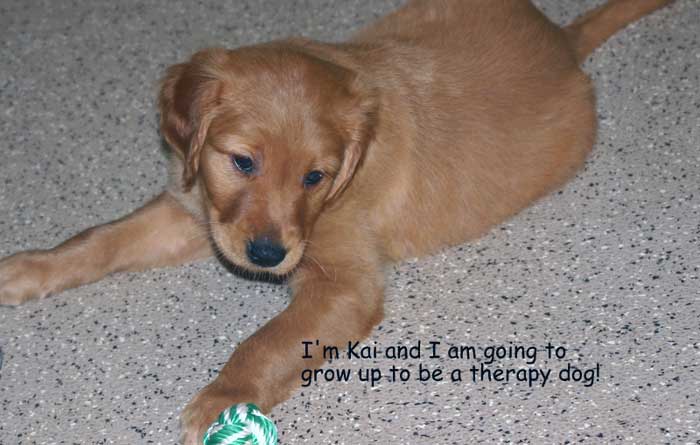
left=159, top=45, right=377, bottom=275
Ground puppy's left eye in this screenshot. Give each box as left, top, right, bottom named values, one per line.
left=303, top=170, right=324, bottom=187
left=232, top=155, right=255, bottom=175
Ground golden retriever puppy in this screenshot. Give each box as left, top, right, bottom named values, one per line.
left=0, top=0, right=673, bottom=442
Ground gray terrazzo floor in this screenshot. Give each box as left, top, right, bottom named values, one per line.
left=1, top=0, right=699, bottom=444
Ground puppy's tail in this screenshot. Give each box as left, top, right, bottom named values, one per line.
left=565, top=0, right=674, bottom=63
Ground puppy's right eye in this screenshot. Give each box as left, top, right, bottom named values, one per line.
left=232, top=155, right=255, bottom=175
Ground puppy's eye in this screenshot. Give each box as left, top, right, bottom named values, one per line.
left=303, top=170, right=324, bottom=188
left=232, top=155, right=255, bottom=175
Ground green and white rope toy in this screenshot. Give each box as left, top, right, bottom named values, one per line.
left=203, top=403, right=278, bottom=445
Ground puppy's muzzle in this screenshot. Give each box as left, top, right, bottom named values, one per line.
left=246, top=237, right=287, bottom=268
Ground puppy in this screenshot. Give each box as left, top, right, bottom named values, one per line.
left=0, top=0, right=673, bottom=442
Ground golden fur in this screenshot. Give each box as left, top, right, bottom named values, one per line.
left=0, top=1, right=673, bottom=443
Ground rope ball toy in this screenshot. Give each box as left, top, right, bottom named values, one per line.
left=203, top=403, right=278, bottom=445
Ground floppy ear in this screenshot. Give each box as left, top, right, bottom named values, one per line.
left=326, top=76, right=379, bottom=203
left=158, top=49, right=227, bottom=190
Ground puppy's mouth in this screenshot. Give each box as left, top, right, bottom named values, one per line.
left=210, top=229, right=305, bottom=277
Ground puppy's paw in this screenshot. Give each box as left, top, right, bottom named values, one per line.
left=0, top=251, right=52, bottom=306
left=180, top=382, right=248, bottom=445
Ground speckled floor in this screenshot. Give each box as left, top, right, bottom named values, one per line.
left=1, top=0, right=698, bottom=444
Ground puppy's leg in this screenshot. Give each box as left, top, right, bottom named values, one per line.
left=0, top=192, right=212, bottom=305
left=180, top=239, right=384, bottom=444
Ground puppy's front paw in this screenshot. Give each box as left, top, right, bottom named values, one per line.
left=180, top=381, right=251, bottom=445
left=0, top=251, right=52, bottom=306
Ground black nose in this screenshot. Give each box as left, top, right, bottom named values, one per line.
left=246, top=238, right=287, bottom=268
